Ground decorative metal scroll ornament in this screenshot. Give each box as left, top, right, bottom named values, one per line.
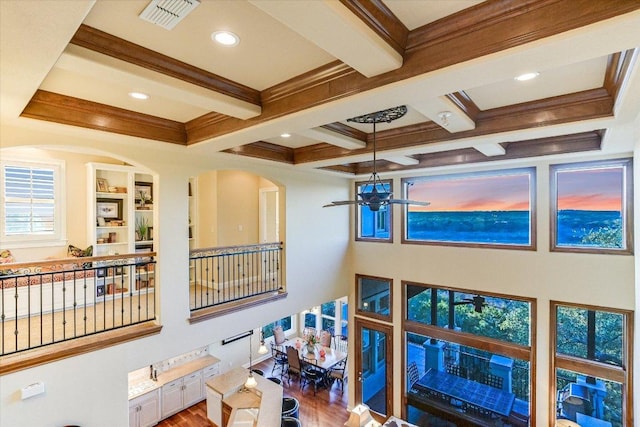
left=323, top=106, right=430, bottom=211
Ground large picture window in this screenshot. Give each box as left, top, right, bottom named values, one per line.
left=356, top=179, right=392, bottom=241
left=403, top=282, right=534, bottom=426
left=403, top=168, right=535, bottom=249
left=551, top=302, right=632, bottom=427
left=550, top=158, right=632, bottom=254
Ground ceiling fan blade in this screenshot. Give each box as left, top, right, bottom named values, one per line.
left=323, top=200, right=361, bottom=207
left=388, top=199, right=431, bottom=206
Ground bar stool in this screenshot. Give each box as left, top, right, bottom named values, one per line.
left=281, top=417, right=302, bottom=427
left=268, top=376, right=282, bottom=385
left=281, top=397, right=299, bottom=419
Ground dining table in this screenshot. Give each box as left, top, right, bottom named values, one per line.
left=411, top=368, right=516, bottom=418
left=282, top=337, right=347, bottom=371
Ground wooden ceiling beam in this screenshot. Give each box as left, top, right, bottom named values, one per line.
left=21, top=90, right=187, bottom=145
left=327, top=131, right=603, bottom=175
left=186, top=0, right=639, bottom=143
left=293, top=89, right=612, bottom=164
left=70, top=24, right=261, bottom=106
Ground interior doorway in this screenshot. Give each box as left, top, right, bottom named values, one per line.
left=259, top=187, right=279, bottom=243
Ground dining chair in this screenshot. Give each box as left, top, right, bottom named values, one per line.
left=319, top=329, right=332, bottom=347
left=273, top=325, right=286, bottom=345
left=285, top=346, right=303, bottom=386
left=301, top=356, right=324, bottom=395
left=333, top=334, right=348, bottom=353
left=328, top=356, right=348, bottom=393
left=271, top=342, right=288, bottom=377
left=407, top=361, right=420, bottom=388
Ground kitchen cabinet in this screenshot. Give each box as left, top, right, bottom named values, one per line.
left=129, top=389, right=160, bottom=427
left=161, top=370, right=203, bottom=419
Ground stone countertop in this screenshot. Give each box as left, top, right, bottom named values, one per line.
left=128, top=355, right=220, bottom=400
left=206, top=367, right=283, bottom=427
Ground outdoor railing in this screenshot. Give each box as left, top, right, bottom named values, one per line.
left=189, top=242, right=283, bottom=311
left=0, top=253, right=156, bottom=356
left=444, top=345, right=530, bottom=400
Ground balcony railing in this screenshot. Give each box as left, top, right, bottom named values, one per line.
left=0, top=253, right=156, bottom=356
left=189, top=242, right=283, bottom=311
left=444, top=345, right=530, bottom=400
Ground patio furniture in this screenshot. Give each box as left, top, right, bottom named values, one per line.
left=412, top=368, right=516, bottom=418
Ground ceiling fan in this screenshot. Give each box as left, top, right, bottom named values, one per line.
left=323, top=105, right=430, bottom=212
left=453, top=295, right=487, bottom=313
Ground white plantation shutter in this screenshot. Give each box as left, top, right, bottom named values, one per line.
left=1, top=159, right=65, bottom=246
left=4, top=165, right=55, bottom=234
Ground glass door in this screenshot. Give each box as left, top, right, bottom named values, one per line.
left=354, top=318, right=393, bottom=419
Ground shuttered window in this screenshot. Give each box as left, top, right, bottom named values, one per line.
left=1, top=159, right=65, bottom=246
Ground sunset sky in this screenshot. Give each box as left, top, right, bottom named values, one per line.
left=406, top=167, right=622, bottom=212
left=407, top=173, right=531, bottom=212
left=556, top=167, right=622, bottom=211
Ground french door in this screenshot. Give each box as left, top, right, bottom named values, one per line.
left=354, top=317, right=393, bottom=420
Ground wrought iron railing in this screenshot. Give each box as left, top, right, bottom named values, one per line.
left=0, top=253, right=156, bottom=356
left=189, top=242, right=283, bottom=311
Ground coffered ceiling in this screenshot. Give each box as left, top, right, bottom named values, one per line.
left=2, top=0, right=640, bottom=176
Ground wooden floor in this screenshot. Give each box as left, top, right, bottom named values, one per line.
left=158, top=357, right=349, bottom=427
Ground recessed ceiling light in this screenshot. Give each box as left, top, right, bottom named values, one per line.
left=280, top=133, right=291, bottom=138
left=129, top=92, right=149, bottom=100
left=211, top=31, right=239, bottom=46
left=514, top=72, right=539, bottom=82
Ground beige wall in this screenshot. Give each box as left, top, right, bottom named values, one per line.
left=194, top=170, right=277, bottom=248
left=0, top=123, right=637, bottom=426
left=349, top=155, right=637, bottom=423
left=0, top=124, right=351, bottom=427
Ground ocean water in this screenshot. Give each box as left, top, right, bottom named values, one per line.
left=406, top=210, right=622, bottom=247
left=556, top=209, right=622, bottom=247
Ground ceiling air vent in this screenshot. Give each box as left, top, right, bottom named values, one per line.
left=139, top=0, right=200, bottom=30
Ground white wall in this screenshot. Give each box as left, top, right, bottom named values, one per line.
left=0, top=124, right=352, bottom=427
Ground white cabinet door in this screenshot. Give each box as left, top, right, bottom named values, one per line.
left=201, top=363, right=219, bottom=397
left=129, top=402, right=138, bottom=427
left=161, top=379, right=183, bottom=418
left=182, top=371, right=203, bottom=408
left=138, top=391, right=161, bottom=427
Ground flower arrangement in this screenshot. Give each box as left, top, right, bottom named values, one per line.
left=306, top=333, right=319, bottom=346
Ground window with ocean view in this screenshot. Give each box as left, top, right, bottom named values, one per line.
left=550, top=158, right=632, bottom=254
left=402, top=168, right=535, bottom=249
left=357, top=178, right=392, bottom=241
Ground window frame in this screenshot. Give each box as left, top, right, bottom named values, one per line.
left=0, top=157, right=66, bottom=248
left=549, top=158, right=633, bottom=255
left=401, top=281, right=536, bottom=424
left=401, top=167, right=536, bottom=250
left=261, top=315, right=295, bottom=340
left=356, top=274, right=393, bottom=322
left=550, top=301, right=633, bottom=427
left=355, top=178, right=393, bottom=242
